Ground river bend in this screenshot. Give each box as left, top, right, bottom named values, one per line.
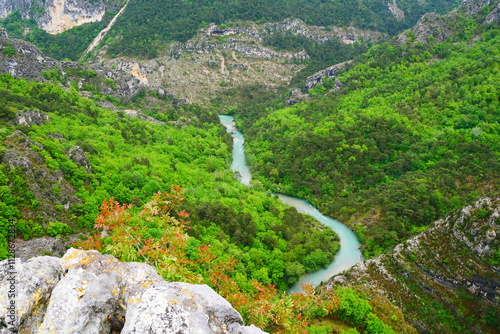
left=219, top=115, right=363, bottom=293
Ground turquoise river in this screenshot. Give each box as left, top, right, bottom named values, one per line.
left=219, top=115, right=363, bottom=293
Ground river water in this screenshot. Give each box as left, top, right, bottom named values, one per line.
left=219, top=115, right=252, bottom=186
left=219, top=115, right=363, bottom=293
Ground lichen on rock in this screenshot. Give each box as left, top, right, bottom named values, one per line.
left=0, top=248, right=267, bottom=333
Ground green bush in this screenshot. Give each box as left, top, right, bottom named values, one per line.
left=46, top=221, right=73, bottom=237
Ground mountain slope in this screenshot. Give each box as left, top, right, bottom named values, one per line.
left=323, top=197, right=500, bottom=334
left=242, top=0, right=500, bottom=257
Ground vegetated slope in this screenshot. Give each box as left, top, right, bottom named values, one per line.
left=91, top=18, right=380, bottom=104
left=0, top=10, right=115, bottom=61
left=101, top=0, right=462, bottom=59
left=0, top=0, right=124, bottom=60
left=0, top=76, right=411, bottom=334
left=0, top=73, right=339, bottom=292
left=0, top=26, right=165, bottom=102
left=324, top=197, right=500, bottom=334
left=0, top=0, right=463, bottom=60
left=243, top=1, right=500, bottom=258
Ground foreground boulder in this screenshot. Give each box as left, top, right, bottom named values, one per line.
left=0, top=248, right=265, bottom=333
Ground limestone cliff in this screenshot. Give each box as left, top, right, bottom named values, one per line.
left=0, top=27, right=167, bottom=101
left=304, top=60, right=352, bottom=91
left=0, top=0, right=122, bottom=34
left=2, top=128, right=83, bottom=223
left=396, top=0, right=499, bottom=45
left=91, top=19, right=385, bottom=104
left=0, top=248, right=266, bottom=333
left=324, top=198, right=500, bottom=334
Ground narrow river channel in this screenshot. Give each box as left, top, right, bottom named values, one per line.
left=219, top=115, right=363, bottom=293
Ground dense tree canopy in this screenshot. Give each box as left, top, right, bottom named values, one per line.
left=1, top=0, right=463, bottom=60
left=242, top=23, right=500, bottom=257
left=0, top=73, right=342, bottom=291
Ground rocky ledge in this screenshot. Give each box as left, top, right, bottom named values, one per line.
left=0, top=248, right=265, bottom=333
left=324, top=198, right=500, bottom=334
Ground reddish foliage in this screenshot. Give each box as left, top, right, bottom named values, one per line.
left=76, top=186, right=340, bottom=333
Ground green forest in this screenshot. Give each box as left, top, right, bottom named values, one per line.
left=0, top=73, right=408, bottom=333
left=1, top=0, right=499, bottom=332
left=103, top=0, right=462, bottom=58
left=0, top=73, right=344, bottom=291
left=0, top=0, right=462, bottom=60
left=241, top=20, right=500, bottom=258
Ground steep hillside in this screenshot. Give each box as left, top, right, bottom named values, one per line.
left=0, top=0, right=459, bottom=59
left=323, top=197, right=500, bottom=334
left=0, top=0, right=125, bottom=60
left=98, top=0, right=463, bottom=59
left=89, top=19, right=380, bottom=104
left=242, top=0, right=500, bottom=257
left=0, top=26, right=169, bottom=101
left=0, top=73, right=340, bottom=294
left=0, top=0, right=123, bottom=34
left=0, top=0, right=465, bottom=103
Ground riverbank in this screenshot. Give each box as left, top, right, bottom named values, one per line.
left=219, top=114, right=362, bottom=293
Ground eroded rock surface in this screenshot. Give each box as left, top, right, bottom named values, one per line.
left=0, top=0, right=123, bottom=34
left=0, top=28, right=166, bottom=101
left=67, top=146, right=92, bottom=173
left=0, top=248, right=266, bottom=334
left=305, top=60, right=352, bottom=90
left=92, top=19, right=385, bottom=104
left=396, top=0, right=498, bottom=45
left=13, top=110, right=50, bottom=126
left=2, top=130, right=81, bottom=220
left=325, top=198, right=500, bottom=334
left=14, top=236, right=74, bottom=261
left=0, top=27, right=63, bottom=80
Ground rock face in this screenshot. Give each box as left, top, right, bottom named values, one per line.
left=324, top=198, right=500, bottom=334
left=0, top=248, right=266, bottom=334
left=396, top=12, right=451, bottom=45
left=0, top=0, right=122, bottom=34
left=285, top=88, right=309, bottom=106
left=12, top=110, right=50, bottom=126
left=396, top=0, right=498, bottom=45
left=304, top=60, right=351, bottom=90
left=0, top=27, right=63, bottom=80
left=67, top=146, right=92, bottom=173
left=484, top=1, right=500, bottom=24
left=459, top=0, right=492, bottom=15
left=13, top=236, right=74, bottom=261
left=2, top=130, right=82, bottom=221
left=92, top=19, right=385, bottom=104
left=0, top=27, right=166, bottom=101
left=387, top=0, right=405, bottom=21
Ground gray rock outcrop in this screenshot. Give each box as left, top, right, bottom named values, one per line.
left=67, top=146, right=92, bottom=173
left=0, top=248, right=266, bottom=334
left=305, top=60, right=351, bottom=90
left=0, top=27, right=167, bottom=101
left=459, top=0, right=491, bottom=15
left=483, top=1, right=500, bottom=24
left=0, top=27, right=63, bottom=80
left=285, top=88, right=308, bottom=106
left=325, top=198, right=500, bottom=334
left=13, top=110, right=50, bottom=126
left=13, top=236, right=75, bottom=261
left=396, top=12, right=451, bottom=45
left=396, top=0, right=498, bottom=45
left=0, top=0, right=123, bottom=34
